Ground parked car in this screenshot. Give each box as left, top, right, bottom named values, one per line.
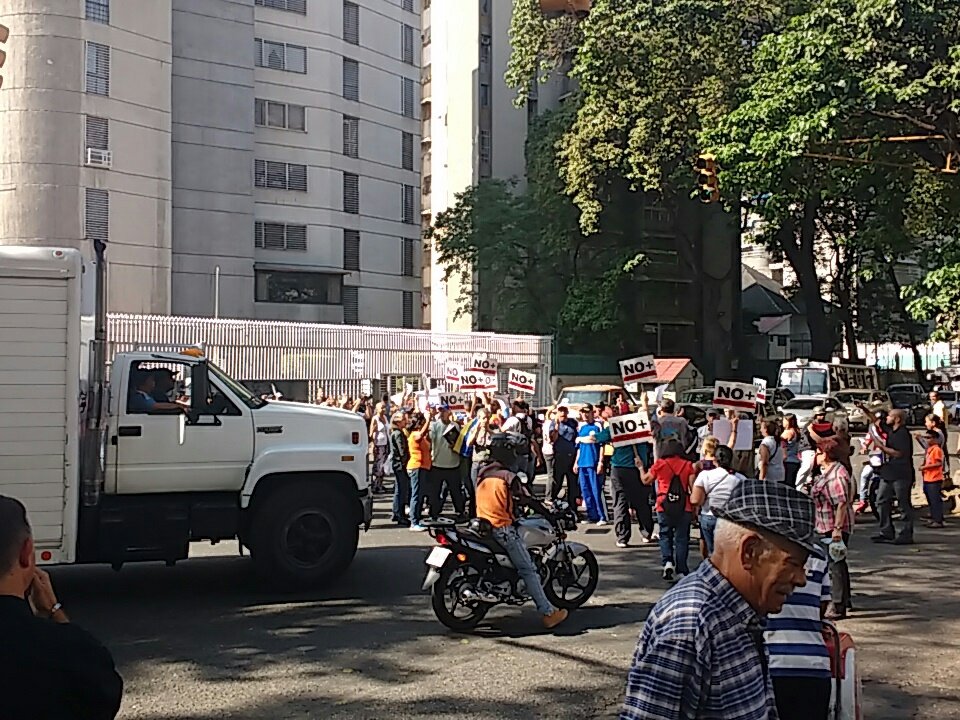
left=936, top=390, right=960, bottom=423
left=677, top=386, right=715, bottom=428
left=888, top=390, right=931, bottom=426
left=781, top=395, right=847, bottom=428
left=555, top=384, right=635, bottom=415
left=770, top=386, right=796, bottom=412
left=833, top=389, right=892, bottom=431
left=886, top=383, right=927, bottom=396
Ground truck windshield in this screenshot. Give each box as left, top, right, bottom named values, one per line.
left=208, top=362, right=266, bottom=409
left=778, top=368, right=828, bottom=396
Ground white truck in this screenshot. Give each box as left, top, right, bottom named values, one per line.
left=0, top=244, right=372, bottom=588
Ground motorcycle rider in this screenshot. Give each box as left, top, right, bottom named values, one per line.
left=475, top=432, right=569, bottom=629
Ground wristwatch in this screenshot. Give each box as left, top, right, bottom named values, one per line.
left=48, top=602, right=63, bottom=618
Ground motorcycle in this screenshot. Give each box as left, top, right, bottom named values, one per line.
left=421, top=501, right=599, bottom=632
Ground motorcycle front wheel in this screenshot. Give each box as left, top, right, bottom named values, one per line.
left=545, top=548, right=599, bottom=609
left=431, top=564, right=491, bottom=633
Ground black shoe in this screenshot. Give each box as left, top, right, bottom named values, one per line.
left=893, top=535, right=914, bottom=545
left=454, top=513, right=469, bottom=523
left=871, top=533, right=895, bottom=543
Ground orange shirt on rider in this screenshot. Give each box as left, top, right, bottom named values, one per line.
left=476, top=475, right=515, bottom=528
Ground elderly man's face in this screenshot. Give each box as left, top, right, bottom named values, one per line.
left=744, top=530, right=809, bottom=615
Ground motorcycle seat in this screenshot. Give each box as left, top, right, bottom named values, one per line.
left=459, top=527, right=506, bottom=553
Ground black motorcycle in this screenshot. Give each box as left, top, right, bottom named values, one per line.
left=421, top=503, right=599, bottom=632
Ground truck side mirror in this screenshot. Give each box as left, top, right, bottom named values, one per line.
left=191, top=359, right=210, bottom=416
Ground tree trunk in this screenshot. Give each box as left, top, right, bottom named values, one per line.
left=885, top=264, right=925, bottom=382
left=778, top=197, right=835, bottom=360
left=833, top=274, right=860, bottom=361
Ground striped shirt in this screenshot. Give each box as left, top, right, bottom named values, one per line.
left=621, top=561, right=778, bottom=720
left=765, top=552, right=832, bottom=678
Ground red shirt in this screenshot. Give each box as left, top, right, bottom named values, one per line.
left=649, top=456, right=696, bottom=513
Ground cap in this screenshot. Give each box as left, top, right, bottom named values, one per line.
left=813, top=406, right=827, bottom=415
left=581, top=403, right=594, bottom=412
left=713, top=478, right=818, bottom=554
left=706, top=408, right=720, bottom=418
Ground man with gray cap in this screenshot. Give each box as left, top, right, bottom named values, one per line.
left=621, top=479, right=816, bottom=720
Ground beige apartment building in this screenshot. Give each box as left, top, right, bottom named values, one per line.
left=420, top=0, right=567, bottom=331
left=0, top=0, right=422, bottom=327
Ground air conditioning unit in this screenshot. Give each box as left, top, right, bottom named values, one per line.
left=85, top=148, right=113, bottom=169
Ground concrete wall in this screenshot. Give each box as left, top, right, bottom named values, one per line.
left=0, top=0, right=173, bottom=314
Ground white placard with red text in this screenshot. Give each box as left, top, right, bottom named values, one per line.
left=468, top=355, right=499, bottom=375
left=445, top=362, right=462, bottom=387
left=713, top=381, right=760, bottom=411
left=507, top=368, right=536, bottom=394
left=753, top=377, right=768, bottom=404
left=460, top=370, right=498, bottom=393
left=608, top=411, right=654, bottom=448
left=438, top=392, right=469, bottom=412
left=619, top=355, right=657, bottom=384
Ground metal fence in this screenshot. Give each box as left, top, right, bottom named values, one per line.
left=107, top=314, right=554, bottom=405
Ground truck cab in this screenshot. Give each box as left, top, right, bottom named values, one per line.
left=0, top=245, right=372, bottom=589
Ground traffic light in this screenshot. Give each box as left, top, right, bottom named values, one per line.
left=695, top=153, right=720, bottom=203
left=0, top=24, right=8, bottom=90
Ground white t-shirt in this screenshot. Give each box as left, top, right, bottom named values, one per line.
left=371, top=416, right=389, bottom=446
left=542, top=419, right=555, bottom=456
left=694, top=468, right=745, bottom=516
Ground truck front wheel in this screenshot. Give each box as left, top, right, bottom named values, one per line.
left=251, top=484, right=359, bottom=589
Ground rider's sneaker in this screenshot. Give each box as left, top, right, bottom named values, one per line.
left=542, top=608, right=569, bottom=629
left=662, top=561, right=675, bottom=582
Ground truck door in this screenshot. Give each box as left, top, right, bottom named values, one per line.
left=112, top=359, right=253, bottom=494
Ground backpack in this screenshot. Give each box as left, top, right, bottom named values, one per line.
left=661, top=461, right=689, bottom=520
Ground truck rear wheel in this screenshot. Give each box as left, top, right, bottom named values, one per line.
left=251, top=484, right=359, bottom=589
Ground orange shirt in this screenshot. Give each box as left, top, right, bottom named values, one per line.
left=407, top=429, right=432, bottom=471
left=476, top=473, right=515, bottom=528
left=923, top=445, right=944, bottom=483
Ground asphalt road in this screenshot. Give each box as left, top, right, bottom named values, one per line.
left=52, top=444, right=960, bottom=720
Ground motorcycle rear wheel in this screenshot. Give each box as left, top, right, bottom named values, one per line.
left=431, top=564, right=491, bottom=633
left=545, top=548, right=599, bottom=609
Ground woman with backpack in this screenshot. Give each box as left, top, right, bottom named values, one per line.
left=641, top=439, right=696, bottom=582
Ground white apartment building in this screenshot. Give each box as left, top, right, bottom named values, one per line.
left=0, top=0, right=422, bottom=327
left=420, top=0, right=567, bottom=331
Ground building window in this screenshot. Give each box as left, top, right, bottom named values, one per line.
left=85, top=116, right=109, bottom=151
left=480, top=83, right=490, bottom=107
left=422, top=175, right=432, bottom=196
left=402, top=291, right=414, bottom=327
left=402, top=184, right=415, bottom=224
left=343, top=230, right=361, bottom=271
left=343, top=173, right=360, bottom=214
left=256, top=0, right=307, bottom=14
left=255, top=270, right=342, bottom=305
left=343, top=116, right=359, bottom=158
left=402, top=238, right=415, bottom=277
left=479, top=130, right=491, bottom=164
left=342, top=286, right=359, bottom=325
left=402, top=77, right=415, bottom=118
left=480, top=0, right=490, bottom=14
left=343, top=58, right=360, bottom=101
left=402, top=24, right=415, bottom=65
left=255, top=221, right=307, bottom=251
left=255, top=38, right=307, bottom=73
left=85, top=189, right=109, bottom=241
left=401, top=131, right=414, bottom=170
left=85, top=0, right=110, bottom=24
left=401, top=0, right=414, bottom=11
left=254, top=160, right=308, bottom=191
left=343, top=1, right=360, bottom=45
left=255, top=99, right=306, bottom=131
left=85, top=42, right=110, bottom=96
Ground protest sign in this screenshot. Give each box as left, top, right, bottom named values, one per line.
left=507, top=368, right=536, bottom=394
left=468, top=354, right=498, bottom=375
left=461, top=370, right=497, bottom=393
left=438, top=392, right=469, bottom=412
left=619, top=355, right=657, bottom=384
left=445, top=362, right=462, bottom=387
left=713, top=381, right=760, bottom=411
left=753, top=377, right=768, bottom=404
left=608, top=411, right=654, bottom=448
left=712, top=418, right=754, bottom=451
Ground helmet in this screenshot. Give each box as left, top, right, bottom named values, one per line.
left=488, top=432, right=526, bottom=469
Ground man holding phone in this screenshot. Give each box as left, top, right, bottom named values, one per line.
left=0, top=495, right=123, bottom=719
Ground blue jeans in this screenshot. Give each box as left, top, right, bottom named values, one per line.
left=492, top=525, right=556, bottom=616
left=924, top=481, right=944, bottom=523
left=578, top=467, right=607, bottom=521
left=699, top=513, right=717, bottom=556
left=408, top=467, right=425, bottom=525
left=392, top=467, right=410, bottom=522
left=657, top=511, right=692, bottom=574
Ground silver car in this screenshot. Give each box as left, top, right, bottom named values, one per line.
left=833, top=390, right=891, bottom=430
left=780, top=395, right=847, bottom=428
